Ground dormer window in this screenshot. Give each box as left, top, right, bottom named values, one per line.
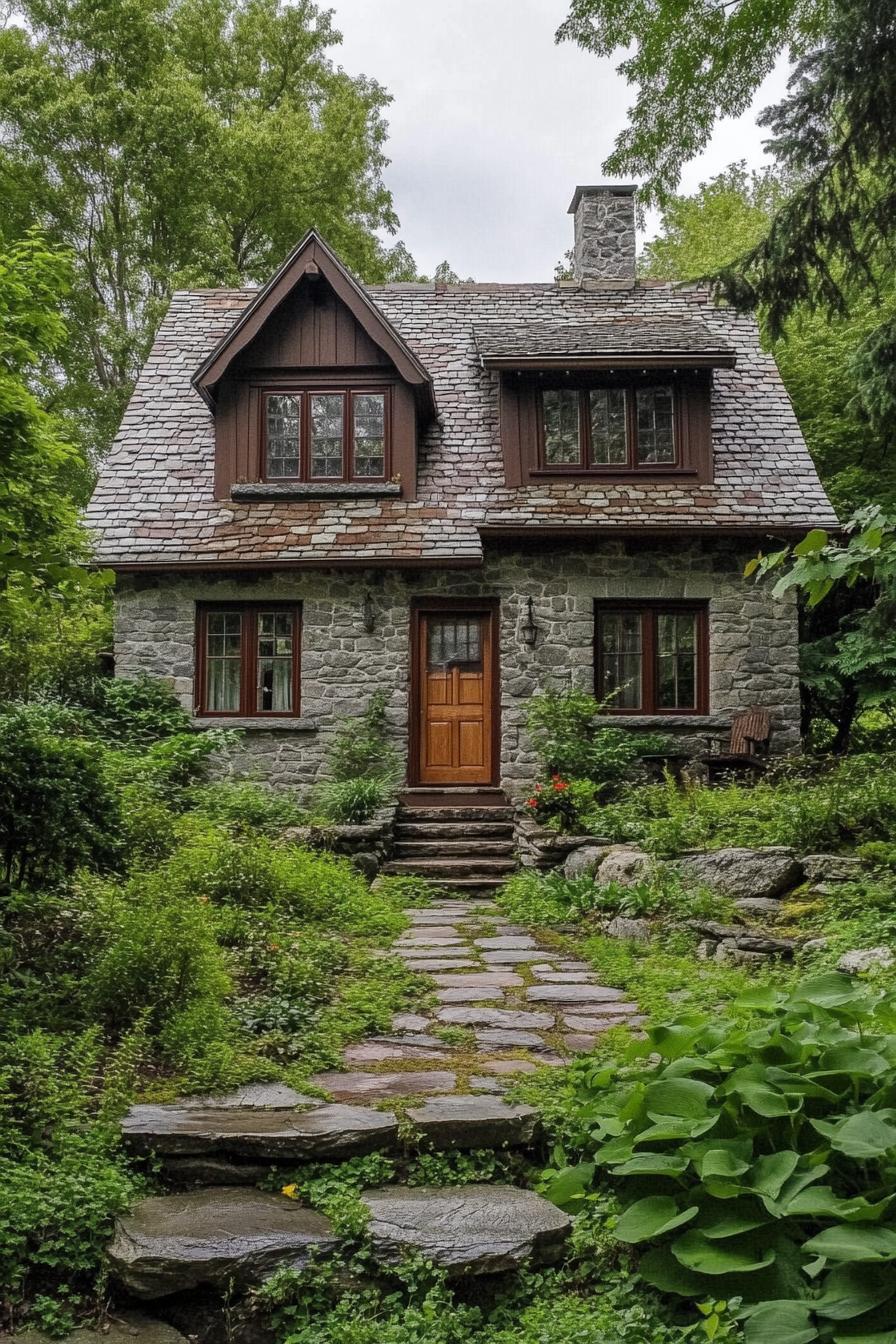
left=541, top=385, right=676, bottom=471
left=263, top=389, right=389, bottom=482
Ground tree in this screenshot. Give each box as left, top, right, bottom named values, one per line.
left=749, top=510, right=896, bottom=750
left=559, top=0, right=896, bottom=453
left=641, top=164, right=896, bottom=518
left=0, top=233, right=110, bottom=699
left=557, top=0, right=828, bottom=208
left=0, top=0, right=415, bottom=458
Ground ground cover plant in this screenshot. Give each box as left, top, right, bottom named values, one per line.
left=544, top=973, right=896, bottom=1344
left=584, top=753, right=896, bottom=855
left=0, top=678, right=422, bottom=1329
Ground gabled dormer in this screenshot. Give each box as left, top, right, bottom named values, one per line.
left=192, top=231, right=435, bottom=502
left=480, top=186, right=736, bottom=488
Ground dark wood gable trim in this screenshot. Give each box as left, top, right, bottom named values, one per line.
left=192, top=231, right=436, bottom=419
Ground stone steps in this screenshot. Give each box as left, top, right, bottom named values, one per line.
left=396, top=805, right=515, bottom=823
left=107, top=1182, right=572, bottom=1299
left=396, top=821, right=515, bottom=840
left=393, top=839, right=516, bottom=858
left=103, top=886, right=643, bottom=1329
left=383, top=857, right=518, bottom=878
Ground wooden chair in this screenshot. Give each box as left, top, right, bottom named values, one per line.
left=698, top=708, right=773, bottom=782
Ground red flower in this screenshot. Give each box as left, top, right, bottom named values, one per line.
left=551, top=775, right=569, bottom=791
left=526, top=797, right=538, bottom=809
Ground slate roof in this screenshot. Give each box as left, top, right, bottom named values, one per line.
left=473, top=316, right=734, bottom=362
left=86, top=279, right=838, bottom=569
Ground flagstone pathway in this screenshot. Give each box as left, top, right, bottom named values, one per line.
left=106, top=894, right=646, bottom=1305
left=308, top=896, right=646, bottom=1099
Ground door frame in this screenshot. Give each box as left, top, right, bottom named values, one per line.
left=408, top=597, right=501, bottom=788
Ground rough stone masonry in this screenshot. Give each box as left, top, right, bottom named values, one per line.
left=114, top=540, right=800, bottom=799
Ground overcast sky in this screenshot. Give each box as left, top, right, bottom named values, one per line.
left=329, top=0, right=789, bottom=281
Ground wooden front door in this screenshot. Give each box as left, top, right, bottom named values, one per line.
left=415, top=608, right=496, bottom=786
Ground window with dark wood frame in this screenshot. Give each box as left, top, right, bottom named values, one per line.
left=195, top=603, right=301, bottom=717
left=540, top=384, right=677, bottom=472
left=595, top=602, right=708, bottom=715
left=260, top=388, right=391, bottom=483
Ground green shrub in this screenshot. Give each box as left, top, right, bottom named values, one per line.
left=327, top=689, right=400, bottom=782
left=0, top=704, right=119, bottom=886
left=0, top=1031, right=137, bottom=1327
left=189, top=780, right=304, bottom=834
left=526, top=690, right=669, bottom=795
left=311, top=774, right=394, bottom=824
left=545, top=973, right=896, bottom=1343
left=87, top=879, right=232, bottom=1039
left=88, top=673, right=191, bottom=745
left=589, top=753, right=896, bottom=855
left=499, top=867, right=725, bottom=927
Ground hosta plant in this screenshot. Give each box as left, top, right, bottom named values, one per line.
left=544, top=974, right=896, bottom=1343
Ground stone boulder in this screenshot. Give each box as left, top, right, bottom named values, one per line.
left=677, top=847, right=801, bottom=901
left=361, top=1183, right=571, bottom=1276
left=562, top=844, right=613, bottom=879
left=16, top=1314, right=188, bottom=1344
left=350, top=851, right=380, bottom=880
left=733, top=897, right=787, bottom=923
left=595, top=848, right=653, bottom=887
left=837, top=946, right=896, bottom=975
left=604, top=916, right=652, bottom=942
left=107, top=1188, right=337, bottom=1299
left=802, top=854, right=864, bottom=884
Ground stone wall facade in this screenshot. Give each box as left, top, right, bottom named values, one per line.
left=113, top=540, right=800, bottom=799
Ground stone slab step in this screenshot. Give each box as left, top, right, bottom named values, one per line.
left=396, top=822, right=515, bottom=840
left=397, top=806, right=515, bottom=823
left=361, top=1183, right=570, bottom=1276
left=383, top=857, right=517, bottom=878
left=406, top=1094, right=539, bottom=1148
left=122, top=1101, right=401, bottom=1161
left=107, top=1187, right=337, bottom=1299
left=394, top=840, right=516, bottom=858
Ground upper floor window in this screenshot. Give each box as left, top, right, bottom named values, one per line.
left=196, top=603, right=300, bottom=717
left=541, top=385, right=676, bottom=471
left=263, top=389, right=388, bottom=482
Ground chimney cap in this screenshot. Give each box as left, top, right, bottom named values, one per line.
left=567, top=183, right=637, bottom=213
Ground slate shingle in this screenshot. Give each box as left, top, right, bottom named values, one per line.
left=85, top=281, right=838, bottom=568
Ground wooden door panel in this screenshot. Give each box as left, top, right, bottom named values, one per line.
left=458, top=719, right=485, bottom=767
left=417, top=610, right=495, bottom=785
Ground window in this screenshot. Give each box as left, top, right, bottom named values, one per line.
left=196, top=604, right=300, bottom=717
left=262, top=389, right=389, bottom=482
left=595, top=603, right=707, bottom=714
left=541, top=385, right=677, bottom=471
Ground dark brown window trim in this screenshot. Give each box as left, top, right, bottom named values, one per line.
left=257, top=385, right=392, bottom=485
left=539, top=384, right=680, bottom=474
left=195, top=601, right=301, bottom=718
left=594, top=600, right=709, bottom=716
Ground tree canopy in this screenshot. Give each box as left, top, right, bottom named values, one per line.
left=0, top=0, right=414, bottom=457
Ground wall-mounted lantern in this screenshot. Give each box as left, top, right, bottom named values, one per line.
left=361, top=591, right=376, bottom=634
left=519, top=595, right=538, bottom=647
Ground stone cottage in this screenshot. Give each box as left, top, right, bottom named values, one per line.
left=87, top=184, right=836, bottom=812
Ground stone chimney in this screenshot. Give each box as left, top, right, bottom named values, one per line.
left=567, top=184, right=637, bottom=284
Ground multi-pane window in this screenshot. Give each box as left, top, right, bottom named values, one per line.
left=427, top=617, right=483, bottom=669
left=542, top=385, right=676, bottom=470
left=352, top=393, right=387, bottom=477
left=263, top=389, right=388, bottom=482
left=197, top=605, right=300, bottom=716
left=596, top=603, right=707, bottom=714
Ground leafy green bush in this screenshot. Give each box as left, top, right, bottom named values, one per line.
left=526, top=690, right=669, bottom=794
left=546, top=973, right=896, bottom=1343
left=589, top=753, right=896, bottom=855
left=499, top=867, right=725, bottom=927
left=327, top=689, right=400, bottom=782
left=88, top=673, right=190, bottom=745
left=0, top=704, right=119, bottom=886
left=189, top=780, right=304, bottom=834
left=86, top=878, right=233, bottom=1041
left=0, top=1030, right=137, bottom=1329
left=312, top=774, right=394, bottom=824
